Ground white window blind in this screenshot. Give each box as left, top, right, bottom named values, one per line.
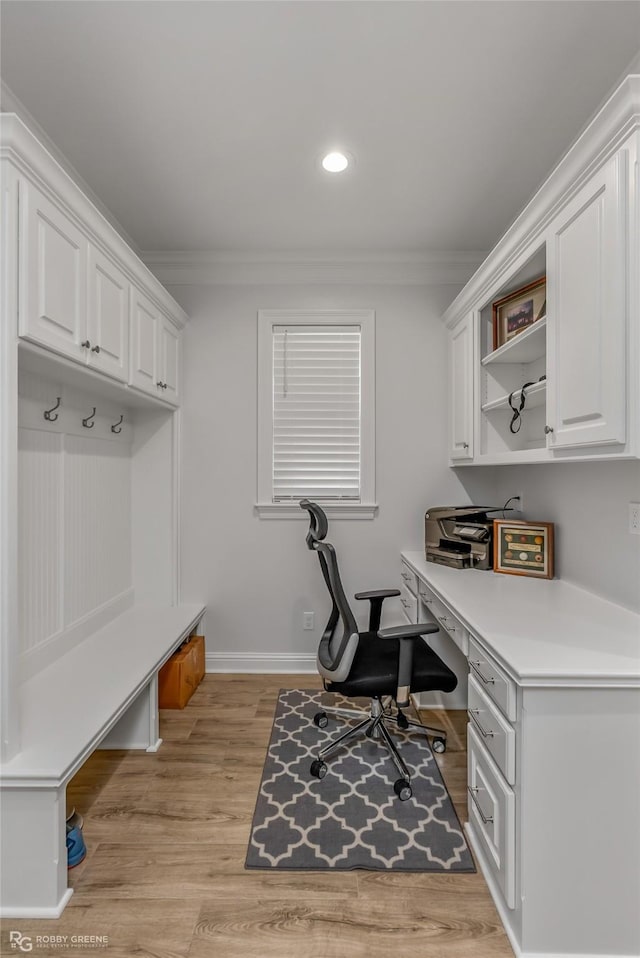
left=272, top=325, right=361, bottom=500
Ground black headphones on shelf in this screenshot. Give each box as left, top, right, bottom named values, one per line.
left=508, top=376, right=546, bottom=434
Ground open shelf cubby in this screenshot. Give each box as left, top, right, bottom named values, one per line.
left=477, top=244, right=548, bottom=458
left=481, top=376, right=546, bottom=414
left=482, top=316, right=546, bottom=366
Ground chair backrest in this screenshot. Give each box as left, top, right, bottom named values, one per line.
left=300, top=500, right=360, bottom=682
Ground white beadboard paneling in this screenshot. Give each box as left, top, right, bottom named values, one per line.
left=64, top=435, right=132, bottom=628
left=18, top=369, right=135, bottom=670
left=18, top=429, right=63, bottom=655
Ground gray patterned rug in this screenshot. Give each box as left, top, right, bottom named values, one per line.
left=246, top=689, right=475, bottom=872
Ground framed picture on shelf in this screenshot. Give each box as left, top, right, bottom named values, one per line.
left=493, top=519, right=554, bottom=579
left=492, top=277, right=546, bottom=350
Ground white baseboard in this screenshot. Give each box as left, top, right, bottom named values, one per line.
left=0, top=888, right=74, bottom=919
left=206, top=651, right=317, bottom=674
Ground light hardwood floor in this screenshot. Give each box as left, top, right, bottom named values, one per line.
left=2, top=675, right=514, bottom=958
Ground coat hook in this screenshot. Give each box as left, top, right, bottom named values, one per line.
left=111, top=414, right=124, bottom=434
left=82, top=406, right=97, bottom=429
left=44, top=397, right=61, bottom=422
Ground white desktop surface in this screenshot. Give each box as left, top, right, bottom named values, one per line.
left=402, top=552, right=640, bottom=685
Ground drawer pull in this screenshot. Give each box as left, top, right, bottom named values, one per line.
left=401, top=572, right=412, bottom=582
left=470, top=660, right=495, bottom=685
left=469, top=709, right=494, bottom=738
left=468, top=786, right=494, bottom=825
left=437, top=615, right=456, bottom=632
left=401, top=599, right=411, bottom=609
left=420, top=594, right=433, bottom=604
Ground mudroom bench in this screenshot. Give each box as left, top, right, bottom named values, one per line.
left=0, top=603, right=205, bottom=919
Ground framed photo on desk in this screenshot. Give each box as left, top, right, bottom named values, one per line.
left=493, top=519, right=554, bottom=579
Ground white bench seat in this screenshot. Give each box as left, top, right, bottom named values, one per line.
left=0, top=602, right=205, bottom=918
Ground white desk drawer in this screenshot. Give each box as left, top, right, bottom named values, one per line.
left=400, top=561, right=418, bottom=596
left=418, top=583, right=469, bottom=656
left=468, top=675, right=516, bottom=784
left=467, top=723, right=516, bottom=909
left=468, top=638, right=517, bottom=722
left=400, top=583, right=417, bottom=623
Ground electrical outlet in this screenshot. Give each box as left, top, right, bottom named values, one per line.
left=303, top=611, right=315, bottom=630
left=515, top=492, right=524, bottom=513
left=629, top=503, right=640, bottom=535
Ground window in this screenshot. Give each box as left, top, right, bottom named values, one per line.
left=257, top=309, right=376, bottom=518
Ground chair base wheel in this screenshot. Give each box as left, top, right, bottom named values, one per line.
left=310, top=759, right=328, bottom=779
left=313, top=711, right=328, bottom=729
left=394, top=778, right=412, bottom=801
left=432, top=736, right=446, bottom=753
left=396, top=710, right=409, bottom=730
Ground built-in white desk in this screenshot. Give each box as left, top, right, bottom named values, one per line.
left=401, top=552, right=640, bottom=958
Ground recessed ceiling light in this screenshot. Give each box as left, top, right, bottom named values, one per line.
left=322, top=151, right=349, bottom=173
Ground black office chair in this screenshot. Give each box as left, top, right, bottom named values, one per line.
left=300, top=499, right=458, bottom=801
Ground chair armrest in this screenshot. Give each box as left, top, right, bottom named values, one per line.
left=354, top=589, right=401, bottom=600
left=377, top=623, right=438, bottom=640
left=378, top=621, right=440, bottom=708
left=354, top=589, right=401, bottom=632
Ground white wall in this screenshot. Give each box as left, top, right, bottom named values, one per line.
left=174, top=283, right=471, bottom=669
left=457, top=460, right=640, bottom=613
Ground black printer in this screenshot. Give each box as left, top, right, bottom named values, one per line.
left=425, top=506, right=501, bottom=570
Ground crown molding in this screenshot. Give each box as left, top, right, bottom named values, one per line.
left=142, top=249, right=486, bottom=287
left=1, top=111, right=189, bottom=329
left=0, top=80, right=142, bottom=257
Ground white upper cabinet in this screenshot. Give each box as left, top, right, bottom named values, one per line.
left=546, top=151, right=627, bottom=449
left=129, top=290, right=181, bottom=406
left=442, top=75, right=640, bottom=465
left=20, top=180, right=88, bottom=358
left=87, top=246, right=129, bottom=382
left=129, top=287, right=159, bottom=395
left=4, top=113, right=187, bottom=404
left=159, top=316, right=180, bottom=404
left=448, top=313, right=474, bottom=460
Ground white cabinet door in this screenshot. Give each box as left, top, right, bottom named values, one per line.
left=546, top=150, right=627, bottom=449
left=129, top=287, right=160, bottom=396
left=159, top=316, right=180, bottom=405
left=87, top=247, right=129, bottom=382
left=449, top=312, right=474, bottom=460
left=19, top=181, right=88, bottom=362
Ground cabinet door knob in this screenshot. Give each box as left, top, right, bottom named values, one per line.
left=156, top=381, right=164, bottom=387
left=91, top=344, right=101, bottom=353
left=81, top=340, right=91, bottom=349
left=463, top=442, right=469, bottom=450
left=544, top=425, right=554, bottom=434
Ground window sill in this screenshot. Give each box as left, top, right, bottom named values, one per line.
left=255, top=502, right=378, bottom=520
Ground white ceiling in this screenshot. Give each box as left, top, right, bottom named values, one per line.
left=1, top=1, right=639, bottom=255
